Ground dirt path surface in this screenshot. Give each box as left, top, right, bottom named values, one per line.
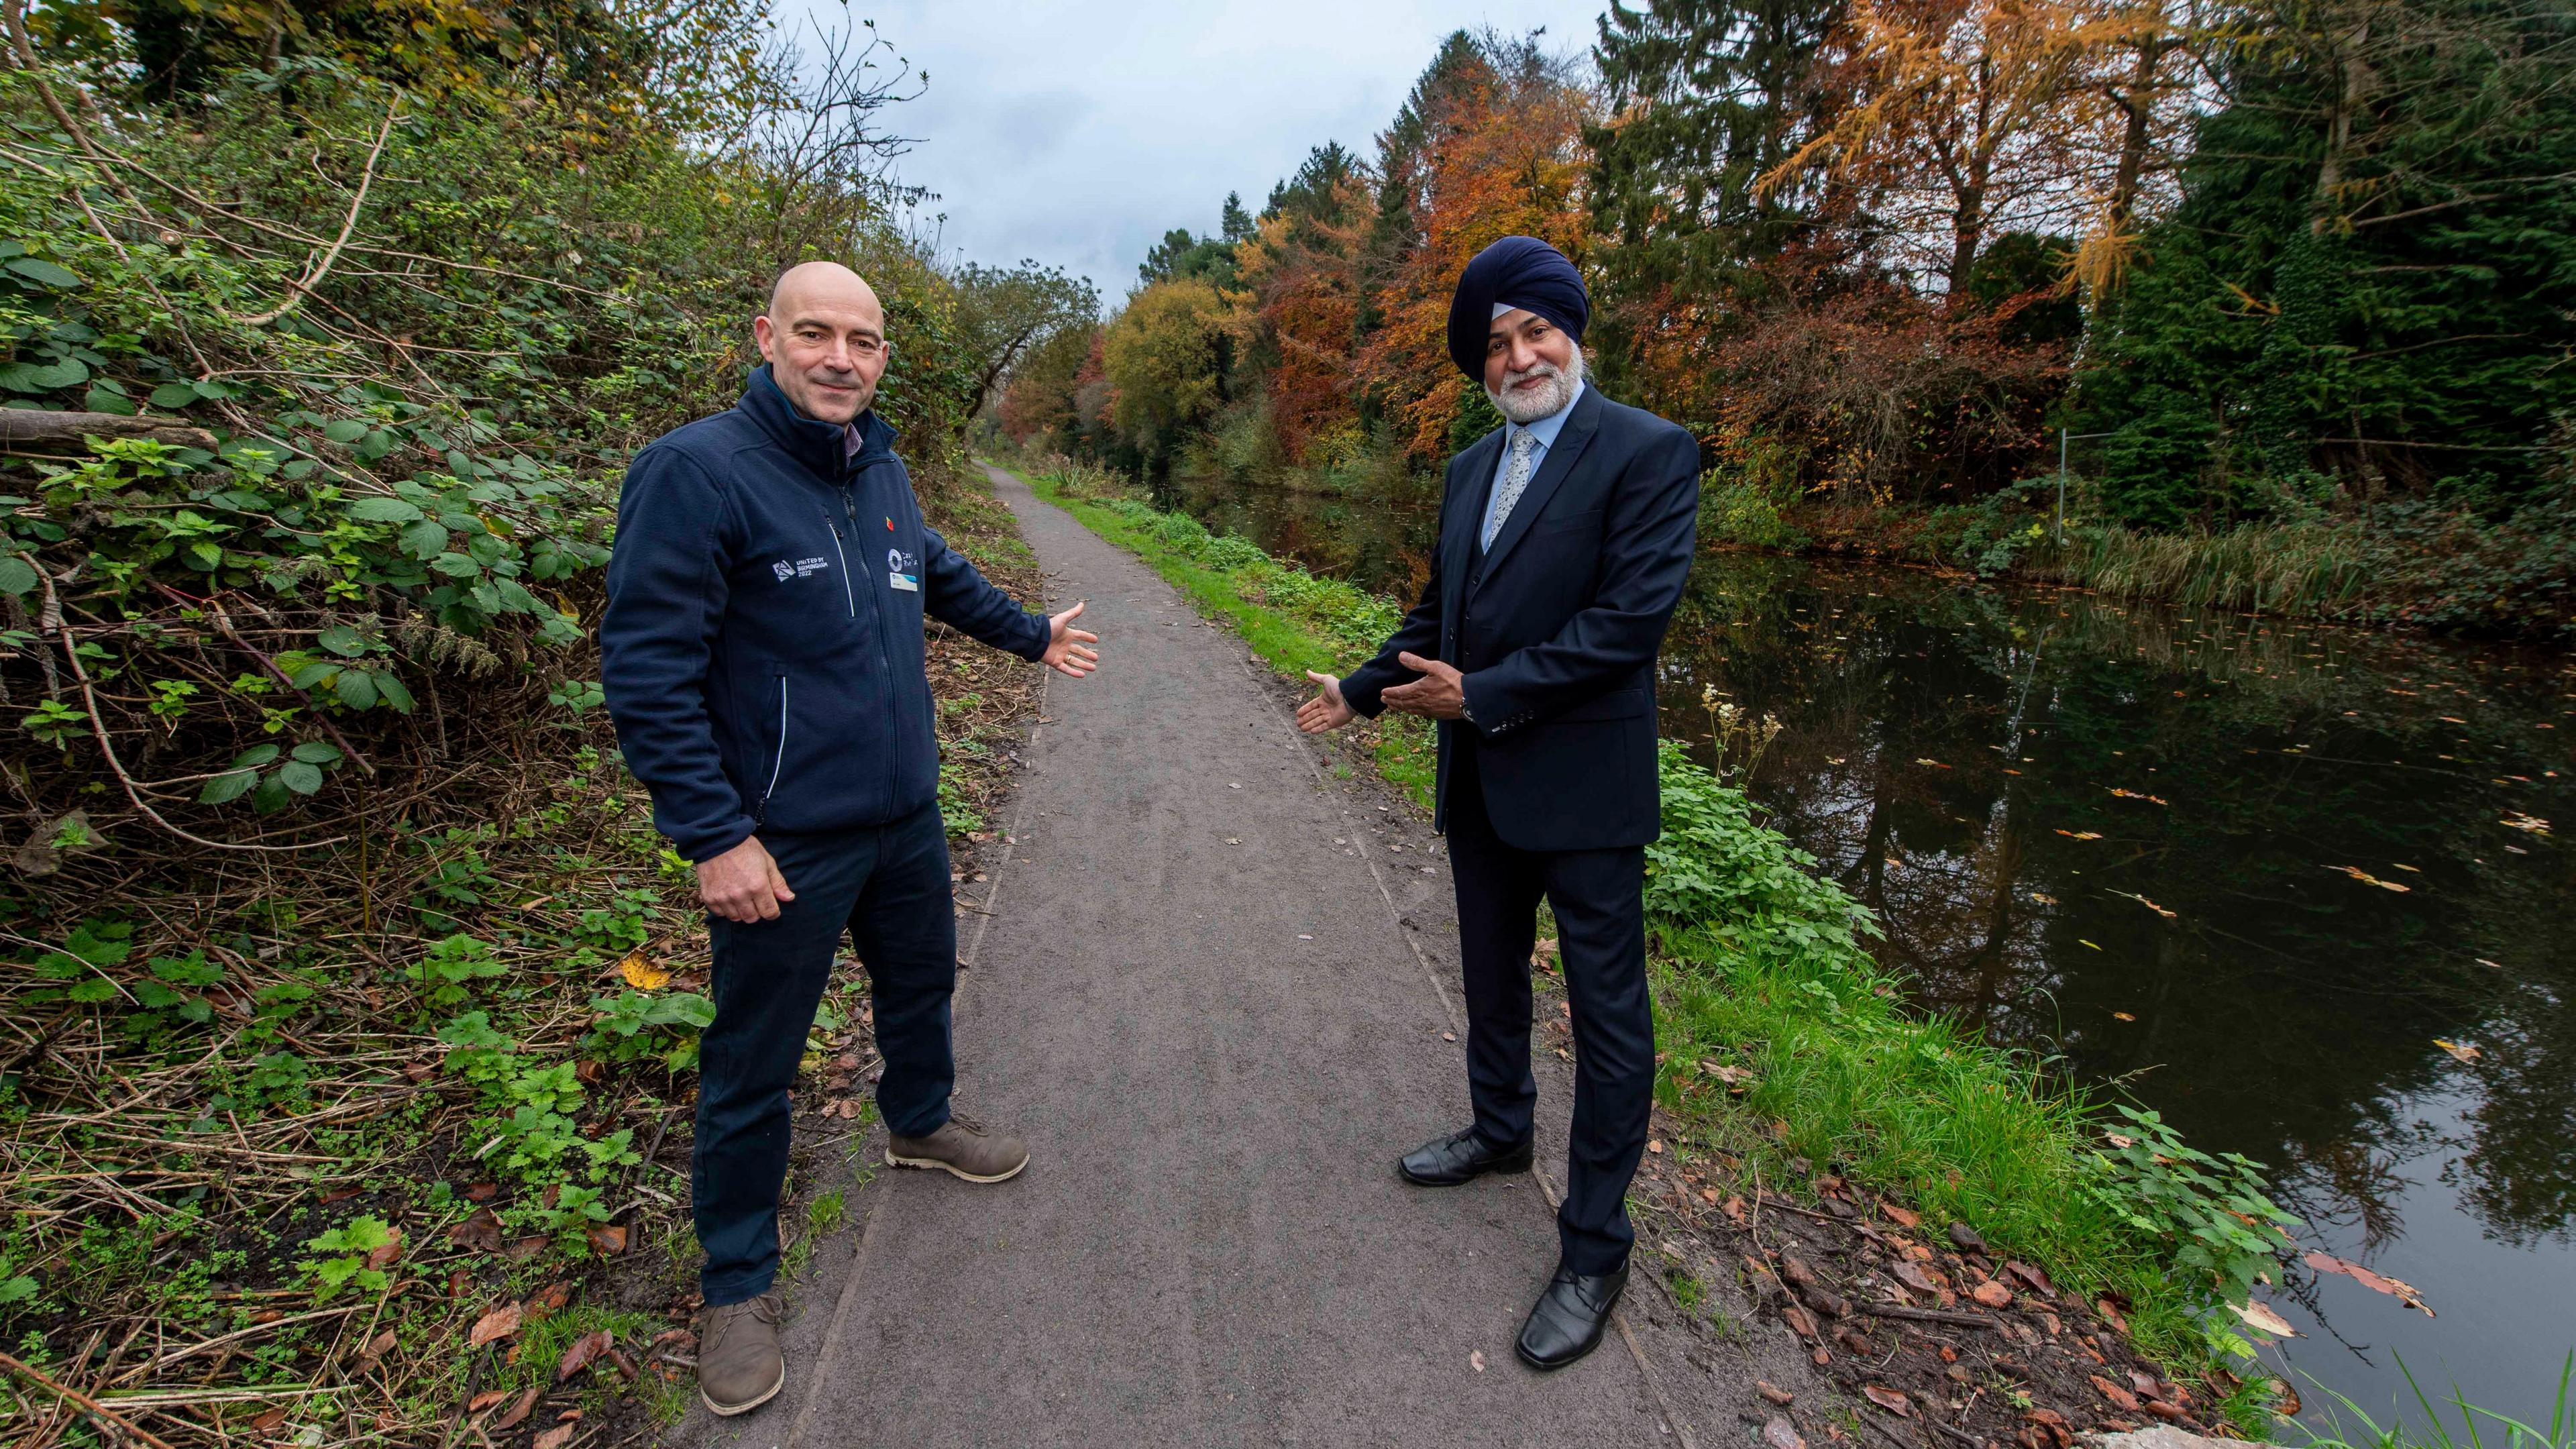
left=674, top=467, right=1758, bottom=1448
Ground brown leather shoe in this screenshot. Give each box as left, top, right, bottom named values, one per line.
left=886, top=1113, right=1029, bottom=1183
left=696, top=1291, right=784, bottom=1416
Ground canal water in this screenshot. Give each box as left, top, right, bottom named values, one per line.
left=1167, top=472, right=2576, bottom=1436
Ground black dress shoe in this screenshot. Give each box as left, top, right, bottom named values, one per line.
left=1396, top=1126, right=1534, bottom=1186
left=1515, top=1262, right=1629, bottom=1370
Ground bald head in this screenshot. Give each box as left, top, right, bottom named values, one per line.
left=755, top=262, right=890, bottom=425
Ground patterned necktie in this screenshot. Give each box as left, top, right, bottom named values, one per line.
left=1483, top=429, right=1539, bottom=550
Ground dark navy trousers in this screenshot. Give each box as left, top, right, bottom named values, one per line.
left=1444, top=742, right=1654, bottom=1277
left=693, top=804, right=956, bottom=1306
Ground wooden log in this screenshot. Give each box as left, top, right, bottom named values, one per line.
left=0, top=409, right=218, bottom=452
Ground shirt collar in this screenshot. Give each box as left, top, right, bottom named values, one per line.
left=1509, top=379, right=1585, bottom=452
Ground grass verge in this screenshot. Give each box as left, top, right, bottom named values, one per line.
left=1015, top=456, right=2296, bottom=1406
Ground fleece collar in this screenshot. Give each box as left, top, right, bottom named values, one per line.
left=739, top=364, right=897, bottom=483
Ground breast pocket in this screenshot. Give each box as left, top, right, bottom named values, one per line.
left=1532, top=507, right=1604, bottom=537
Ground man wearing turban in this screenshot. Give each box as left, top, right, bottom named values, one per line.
left=1299, top=236, right=1702, bottom=1370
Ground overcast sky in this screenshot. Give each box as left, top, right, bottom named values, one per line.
left=785, top=1, right=1606, bottom=297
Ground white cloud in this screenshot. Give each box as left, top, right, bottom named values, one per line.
left=780, top=1, right=1603, bottom=292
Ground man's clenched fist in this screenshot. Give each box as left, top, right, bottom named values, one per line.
left=699, top=835, right=796, bottom=922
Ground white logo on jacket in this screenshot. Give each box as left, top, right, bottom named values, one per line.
left=771, top=557, right=830, bottom=582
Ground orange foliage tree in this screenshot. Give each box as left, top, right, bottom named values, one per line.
left=1357, top=41, right=1597, bottom=460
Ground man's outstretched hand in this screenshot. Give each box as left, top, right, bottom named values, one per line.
left=1379, top=652, right=1466, bottom=720
left=699, top=835, right=795, bottom=923
left=1298, top=672, right=1354, bottom=733
left=1044, top=601, right=1100, bottom=678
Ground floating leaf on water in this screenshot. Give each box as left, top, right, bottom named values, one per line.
left=2326, top=865, right=2410, bottom=892
left=2110, top=890, right=2177, bottom=919
left=2501, top=812, right=2551, bottom=836
left=2078, top=939, right=2102, bottom=951
left=2106, top=788, right=2169, bottom=805
left=2055, top=830, right=2102, bottom=840
left=2434, top=1038, right=2481, bottom=1065
left=2112, top=1012, right=2137, bottom=1022
left=2302, top=1251, right=2435, bottom=1316
left=2231, top=1300, right=2298, bottom=1338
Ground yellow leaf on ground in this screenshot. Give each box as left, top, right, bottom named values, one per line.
left=619, top=952, right=671, bottom=990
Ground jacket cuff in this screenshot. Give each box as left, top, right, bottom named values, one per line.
left=1340, top=674, right=1386, bottom=719
left=676, top=816, right=759, bottom=865
left=1014, top=609, right=1052, bottom=663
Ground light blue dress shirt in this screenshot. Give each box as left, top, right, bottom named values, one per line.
left=1481, top=379, right=1585, bottom=551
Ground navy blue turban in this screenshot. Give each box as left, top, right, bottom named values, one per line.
left=1446, top=235, right=1590, bottom=381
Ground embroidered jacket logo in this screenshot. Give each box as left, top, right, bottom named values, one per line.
left=771, top=557, right=830, bottom=583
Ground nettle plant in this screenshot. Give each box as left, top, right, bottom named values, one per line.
left=2087, top=1105, right=2302, bottom=1347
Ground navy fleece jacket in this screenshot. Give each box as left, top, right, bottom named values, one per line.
left=601, top=367, right=1050, bottom=862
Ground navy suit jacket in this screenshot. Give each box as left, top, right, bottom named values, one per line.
left=1341, top=386, right=1700, bottom=852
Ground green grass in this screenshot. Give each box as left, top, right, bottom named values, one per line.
left=1011, top=458, right=2296, bottom=1401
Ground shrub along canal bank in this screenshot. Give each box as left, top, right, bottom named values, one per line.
left=1017, top=460, right=2317, bottom=1438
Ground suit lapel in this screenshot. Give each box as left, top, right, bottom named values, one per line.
left=1473, top=386, right=1603, bottom=592
left=1442, top=427, right=1502, bottom=624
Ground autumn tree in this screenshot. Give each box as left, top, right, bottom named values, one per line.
left=1357, top=32, right=1597, bottom=459
left=1100, top=278, right=1235, bottom=472
left=951, top=259, right=1097, bottom=426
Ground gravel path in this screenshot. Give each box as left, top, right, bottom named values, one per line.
left=674, top=466, right=1735, bottom=1448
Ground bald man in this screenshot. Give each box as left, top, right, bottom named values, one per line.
left=602, top=262, right=1101, bottom=1416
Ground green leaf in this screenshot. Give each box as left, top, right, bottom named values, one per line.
left=66, top=977, right=119, bottom=1004
left=345, top=496, right=423, bottom=523
left=0, top=1275, right=36, bottom=1305
left=6, top=258, right=81, bottom=288
left=198, top=767, right=258, bottom=804
left=398, top=519, right=450, bottom=559
left=290, top=741, right=343, bottom=765
left=252, top=772, right=291, bottom=814
left=315, top=625, right=366, bottom=658
left=431, top=552, right=482, bottom=578
left=0, top=556, right=36, bottom=596
left=233, top=744, right=281, bottom=769
left=356, top=429, right=395, bottom=462
left=374, top=672, right=416, bottom=714
left=81, top=385, right=136, bottom=416
left=149, top=382, right=202, bottom=409
left=277, top=759, right=323, bottom=794
left=333, top=669, right=379, bottom=710
left=323, top=419, right=370, bottom=443
left=286, top=659, right=340, bottom=690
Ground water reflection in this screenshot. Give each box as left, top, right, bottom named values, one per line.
left=1172, top=473, right=2576, bottom=1429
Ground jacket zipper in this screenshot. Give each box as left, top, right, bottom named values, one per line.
left=824, top=510, right=855, bottom=618
left=754, top=676, right=788, bottom=824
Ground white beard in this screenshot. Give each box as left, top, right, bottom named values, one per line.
left=1485, top=343, right=1584, bottom=425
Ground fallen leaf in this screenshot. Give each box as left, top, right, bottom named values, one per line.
left=506, top=1235, right=550, bottom=1261
left=469, top=1302, right=523, bottom=1347
left=2112, top=1011, right=2137, bottom=1022
left=533, top=1426, right=574, bottom=1449
left=2092, top=1375, right=2142, bottom=1412
left=468, top=1391, right=508, bottom=1413
left=365, top=1226, right=405, bottom=1270
left=586, top=1224, right=627, bottom=1256
left=2230, top=1300, right=2298, bottom=1338
left=2005, top=1261, right=2058, bottom=1297
left=1893, top=1262, right=1944, bottom=1297
left=360, top=1328, right=397, bottom=1362
left=1470, top=1349, right=1486, bottom=1373
left=618, top=952, right=671, bottom=990
left=557, top=1328, right=614, bottom=1381
left=251, top=1407, right=290, bottom=1432
left=2030, top=892, right=2057, bottom=904
left=2328, top=865, right=2411, bottom=893
left=2055, top=830, right=2103, bottom=840
left=2078, top=939, right=2102, bottom=950
left=1880, top=1204, right=1920, bottom=1228
left=2106, top=788, right=2169, bottom=805
left=450, top=1208, right=504, bottom=1255
left=1758, top=1381, right=1796, bottom=1406
left=2434, top=1038, right=2481, bottom=1065
left=463, top=1181, right=500, bottom=1202
left=530, top=1281, right=574, bottom=1313
left=1648, top=1139, right=1664, bottom=1155
left=2304, top=1251, right=2435, bottom=1316
left=491, top=1385, right=541, bottom=1429
left=1723, top=1195, right=1748, bottom=1225
left=1972, top=1281, right=2014, bottom=1309
left=1863, top=1385, right=1913, bottom=1416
